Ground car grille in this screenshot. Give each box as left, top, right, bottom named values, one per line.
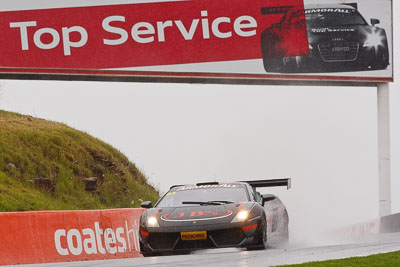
left=148, top=233, right=179, bottom=250
left=147, top=228, right=246, bottom=250
left=318, top=42, right=359, bottom=62
left=209, top=228, right=245, bottom=246
left=175, top=239, right=216, bottom=250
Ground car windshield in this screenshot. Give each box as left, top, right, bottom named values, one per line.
left=305, top=8, right=367, bottom=27
left=156, top=185, right=249, bottom=208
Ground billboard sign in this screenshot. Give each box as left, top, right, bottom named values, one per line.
left=0, top=0, right=393, bottom=84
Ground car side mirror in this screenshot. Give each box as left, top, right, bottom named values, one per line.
left=371, top=18, right=380, bottom=26
left=262, top=194, right=276, bottom=206
left=140, top=201, right=153, bottom=209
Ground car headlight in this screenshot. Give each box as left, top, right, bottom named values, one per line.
left=363, top=30, right=384, bottom=48
left=147, top=216, right=160, bottom=227
left=231, top=210, right=249, bottom=223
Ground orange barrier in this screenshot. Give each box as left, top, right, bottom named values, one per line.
left=0, top=208, right=144, bottom=265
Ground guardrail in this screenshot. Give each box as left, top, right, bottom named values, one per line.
left=0, top=209, right=144, bottom=265
left=334, top=212, right=400, bottom=237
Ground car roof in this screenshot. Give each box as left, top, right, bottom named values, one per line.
left=170, top=182, right=248, bottom=191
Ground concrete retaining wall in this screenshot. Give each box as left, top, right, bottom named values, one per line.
left=380, top=213, right=400, bottom=233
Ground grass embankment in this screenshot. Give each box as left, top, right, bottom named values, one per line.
left=281, top=250, right=400, bottom=267
left=0, top=110, right=159, bottom=211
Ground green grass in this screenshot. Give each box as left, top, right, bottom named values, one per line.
left=280, top=250, right=400, bottom=267
left=0, top=110, right=160, bottom=211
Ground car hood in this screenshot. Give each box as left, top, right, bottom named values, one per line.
left=143, top=202, right=254, bottom=227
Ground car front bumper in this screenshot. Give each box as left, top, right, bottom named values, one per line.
left=283, top=43, right=388, bottom=72
left=139, top=222, right=260, bottom=253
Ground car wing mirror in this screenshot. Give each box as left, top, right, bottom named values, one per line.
left=261, top=194, right=276, bottom=206
left=140, top=201, right=153, bottom=209
left=371, top=18, right=380, bottom=26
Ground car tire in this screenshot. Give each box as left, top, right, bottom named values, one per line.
left=282, top=223, right=289, bottom=244
left=281, top=212, right=289, bottom=244
left=260, top=222, right=268, bottom=249
left=247, top=222, right=267, bottom=250
left=263, top=57, right=285, bottom=73
left=371, top=49, right=389, bottom=70
left=263, top=57, right=299, bottom=73
left=370, top=36, right=389, bottom=70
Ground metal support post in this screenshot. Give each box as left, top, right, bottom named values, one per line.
left=377, top=82, right=391, bottom=217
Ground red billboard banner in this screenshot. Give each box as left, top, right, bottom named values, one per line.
left=0, top=0, right=393, bottom=84
left=0, top=0, right=307, bottom=69
left=0, top=209, right=144, bottom=265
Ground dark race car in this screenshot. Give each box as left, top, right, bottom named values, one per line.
left=138, top=179, right=290, bottom=256
left=261, top=4, right=390, bottom=73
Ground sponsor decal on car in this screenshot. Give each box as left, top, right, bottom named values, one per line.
left=311, top=28, right=356, bottom=33
left=160, top=209, right=233, bottom=221
left=305, top=8, right=352, bottom=14
left=176, top=184, right=239, bottom=191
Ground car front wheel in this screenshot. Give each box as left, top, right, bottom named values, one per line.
left=247, top=221, right=267, bottom=250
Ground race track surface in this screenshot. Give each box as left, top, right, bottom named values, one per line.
left=9, top=233, right=400, bottom=267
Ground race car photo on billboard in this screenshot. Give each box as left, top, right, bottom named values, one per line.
left=260, top=3, right=390, bottom=73
left=138, top=179, right=290, bottom=256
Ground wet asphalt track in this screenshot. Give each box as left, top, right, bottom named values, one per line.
left=8, top=233, right=400, bottom=267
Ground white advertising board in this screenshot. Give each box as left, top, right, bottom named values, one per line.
left=0, top=0, right=393, bottom=85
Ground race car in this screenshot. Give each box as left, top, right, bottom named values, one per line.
left=260, top=4, right=390, bottom=73
left=138, top=179, right=290, bottom=256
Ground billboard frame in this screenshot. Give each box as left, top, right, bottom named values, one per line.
left=0, top=68, right=391, bottom=87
